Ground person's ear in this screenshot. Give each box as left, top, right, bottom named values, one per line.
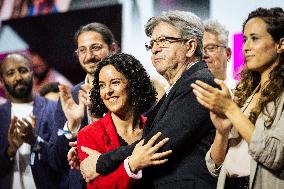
left=226, top=47, right=232, bottom=62
left=110, top=42, right=119, bottom=55
left=185, top=39, right=197, bottom=58
left=276, top=38, right=284, bottom=53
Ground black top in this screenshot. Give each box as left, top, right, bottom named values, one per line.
left=117, top=134, right=128, bottom=146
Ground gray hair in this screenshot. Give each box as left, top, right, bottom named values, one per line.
left=145, top=10, right=204, bottom=58
left=203, top=20, right=229, bottom=46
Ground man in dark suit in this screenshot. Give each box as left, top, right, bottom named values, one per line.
left=47, top=22, right=118, bottom=189
left=0, top=53, right=59, bottom=189
left=78, top=11, right=218, bottom=188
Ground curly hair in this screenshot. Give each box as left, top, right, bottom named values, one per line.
left=90, top=53, right=157, bottom=118
left=234, top=7, right=284, bottom=127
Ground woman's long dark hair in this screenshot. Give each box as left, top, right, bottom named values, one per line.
left=90, top=53, right=157, bottom=118
left=234, top=7, right=284, bottom=127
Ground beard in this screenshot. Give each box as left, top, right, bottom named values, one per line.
left=4, top=78, right=33, bottom=99
left=81, top=55, right=103, bottom=74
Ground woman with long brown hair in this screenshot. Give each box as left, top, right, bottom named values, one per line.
left=192, top=7, right=284, bottom=189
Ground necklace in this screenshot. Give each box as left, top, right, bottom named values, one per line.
left=242, top=84, right=261, bottom=115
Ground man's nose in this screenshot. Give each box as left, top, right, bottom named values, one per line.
left=84, top=50, right=96, bottom=62
left=202, top=51, right=210, bottom=60
left=15, top=71, right=23, bottom=81
left=151, top=42, right=162, bottom=54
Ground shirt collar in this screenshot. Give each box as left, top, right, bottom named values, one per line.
left=85, top=75, right=92, bottom=85
left=165, top=60, right=199, bottom=96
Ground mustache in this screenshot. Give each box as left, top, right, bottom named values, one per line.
left=85, top=56, right=102, bottom=64
left=153, top=55, right=166, bottom=59
left=13, top=80, right=29, bottom=88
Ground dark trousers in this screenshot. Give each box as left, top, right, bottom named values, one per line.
left=225, top=176, right=249, bottom=189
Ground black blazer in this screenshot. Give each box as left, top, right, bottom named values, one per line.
left=48, top=81, right=88, bottom=189
left=97, top=61, right=217, bottom=189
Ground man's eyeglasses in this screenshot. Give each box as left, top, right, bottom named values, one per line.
left=145, top=36, right=188, bottom=51
left=203, top=44, right=226, bottom=54
left=75, top=44, right=103, bottom=57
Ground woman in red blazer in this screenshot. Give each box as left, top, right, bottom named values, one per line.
left=77, top=53, right=171, bottom=189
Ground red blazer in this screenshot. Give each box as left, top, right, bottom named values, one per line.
left=77, top=112, right=146, bottom=189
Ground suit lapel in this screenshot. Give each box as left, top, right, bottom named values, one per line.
left=144, top=94, right=166, bottom=135
left=145, top=61, right=207, bottom=133
left=33, top=96, right=44, bottom=134
left=1, top=102, right=12, bottom=130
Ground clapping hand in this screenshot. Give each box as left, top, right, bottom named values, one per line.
left=59, top=84, right=85, bottom=132
left=191, top=79, right=233, bottom=135
left=210, top=112, right=232, bottom=135
left=7, top=117, right=24, bottom=156
left=20, top=115, right=36, bottom=145
left=7, top=115, right=36, bottom=156
left=191, top=79, right=232, bottom=115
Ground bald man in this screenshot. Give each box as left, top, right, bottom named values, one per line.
left=0, top=53, right=60, bottom=189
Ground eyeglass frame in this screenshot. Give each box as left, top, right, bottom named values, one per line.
left=203, top=44, right=227, bottom=54
left=145, top=36, right=189, bottom=51
left=75, top=43, right=104, bottom=57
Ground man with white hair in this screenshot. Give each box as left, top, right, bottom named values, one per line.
left=203, top=20, right=236, bottom=89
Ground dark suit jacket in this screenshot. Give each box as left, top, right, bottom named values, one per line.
left=0, top=95, right=59, bottom=189
left=97, top=61, right=217, bottom=189
left=48, top=81, right=88, bottom=189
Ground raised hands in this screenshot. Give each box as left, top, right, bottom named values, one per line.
left=7, top=115, right=36, bottom=156
left=128, top=132, right=172, bottom=173
left=7, top=117, right=24, bottom=156
left=21, top=115, right=36, bottom=145
left=59, top=84, right=89, bottom=132
left=191, top=79, right=234, bottom=135
left=210, top=112, right=232, bottom=135
left=191, top=79, right=232, bottom=115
